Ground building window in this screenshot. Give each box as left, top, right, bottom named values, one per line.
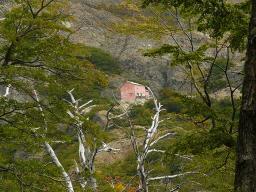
left=136, top=93, right=144, bottom=97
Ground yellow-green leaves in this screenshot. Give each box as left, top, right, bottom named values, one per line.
left=144, top=43, right=210, bottom=66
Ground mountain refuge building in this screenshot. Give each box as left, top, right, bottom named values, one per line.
left=120, top=81, right=150, bottom=102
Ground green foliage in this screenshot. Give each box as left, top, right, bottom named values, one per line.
left=159, top=88, right=212, bottom=118
left=0, top=159, right=67, bottom=192
left=142, top=0, right=250, bottom=51
left=0, top=1, right=109, bottom=191
left=158, top=113, right=235, bottom=191
left=145, top=44, right=211, bottom=66
left=0, top=0, right=245, bottom=191
left=0, top=0, right=108, bottom=90
left=208, top=58, right=232, bottom=92
left=157, top=87, right=238, bottom=191
left=168, top=129, right=234, bottom=156
left=103, top=154, right=137, bottom=179
left=159, top=88, right=186, bottom=113
left=130, top=104, right=153, bottom=126
left=111, top=1, right=176, bottom=39
left=85, top=46, right=121, bottom=74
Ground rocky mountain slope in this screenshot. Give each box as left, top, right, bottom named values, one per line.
left=0, top=0, right=242, bottom=94
left=70, top=0, right=186, bottom=91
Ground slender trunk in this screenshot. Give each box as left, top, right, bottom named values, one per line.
left=33, top=90, right=74, bottom=191
left=235, top=1, right=256, bottom=191
left=138, top=162, right=148, bottom=192
left=87, top=151, right=97, bottom=191
left=88, top=174, right=97, bottom=192
left=44, top=142, right=74, bottom=192
left=189, top=64, right=216, bottom=129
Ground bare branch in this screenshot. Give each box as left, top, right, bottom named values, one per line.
left=149, top=132, right=176, bottom=148
left=97, top=142, right=120, bottom=153
left=65, top=89, right=119, bottom=191
left=147, top=149, right=165, bottom=154
left=147, top=172, right=196, bottom=182
left=33, top=90, right=74, bottom=192
left=32, top=90, right=48, bottom=131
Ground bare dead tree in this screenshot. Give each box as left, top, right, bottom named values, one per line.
left=1, top=85, right=120, bottom=192
left=119, top=87, right=195, bottom=192
left=66, top=89, right=119, bottom=191
left=33, top=90, right=74, bottom=192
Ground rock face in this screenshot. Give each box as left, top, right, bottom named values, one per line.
left=0, top=0, right=214, bottom=93
left=70, top=0, right=184, bottom=91
left=0, top=1, right=242, bottom=94
left=70, top=0, right=244, bottom=97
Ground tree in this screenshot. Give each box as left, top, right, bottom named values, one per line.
left=33, top=89, right=74, bottom=192
left=116, top=87, right=194, bottom=192
left=66, top=89, right=119, bottom=191
left=115, top=0, right=252, bottom=191
left=0, top=1, right=107, bottom=191
left=235, top=1, right=256, bottom=191
left=141, top=0, right=246, bottom=130
left=113, top=0, right=245, bottom=135
left=141, top=0, right=256, bottom=191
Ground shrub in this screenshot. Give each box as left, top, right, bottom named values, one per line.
left=85, top=47, right=121, bottom=74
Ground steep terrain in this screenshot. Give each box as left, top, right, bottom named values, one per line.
left=0, top=0, right=243, bottom=94
left=70, top=0, right=185, bottom=91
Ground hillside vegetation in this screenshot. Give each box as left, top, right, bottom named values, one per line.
left=0, top=0, right=253, bottom=192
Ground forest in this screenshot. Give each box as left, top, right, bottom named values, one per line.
left=0, top=0, right=255, bottom=192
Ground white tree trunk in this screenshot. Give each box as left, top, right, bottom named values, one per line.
left=137, top=161, right=148, bottom=192
left=33, top=90, right=74, bottom=192
left=44, top=142, right=74, bottom=192
left=66, top=89, right=120, bottom=191
left=127, top=87, right=183, bottom=191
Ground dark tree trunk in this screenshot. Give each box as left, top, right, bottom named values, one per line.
left=2, top=42, right=14, bottom=67
left=235, top=1, right=256, bottom=191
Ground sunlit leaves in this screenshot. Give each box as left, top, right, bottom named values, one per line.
left=142, top=0, right=250, bottom=51
left=144, top=43, right=210, bottom=66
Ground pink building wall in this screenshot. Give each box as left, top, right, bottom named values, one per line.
left=120, top=81, right=150, bottom=102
